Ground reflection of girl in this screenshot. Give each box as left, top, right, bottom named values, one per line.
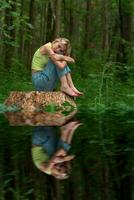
left=31, top=121, right=81, bottom=179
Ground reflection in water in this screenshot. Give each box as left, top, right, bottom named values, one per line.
left=4, top=110, right=77, bottom=126
left=0, top=111, right=134, bottom=199
left=31, top=121, right=82, bottom=179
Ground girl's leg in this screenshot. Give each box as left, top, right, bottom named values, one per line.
left=32, top=61, right=58, bottom=91
left=57, top=121, right=82, bottom=152
left=56, top=66, right=77, bottom=96
left=32, top=60, right=78, bottom=96
left=43, top=60, right=77, bottom=96
left=66, top=73, right=83, bottom=95
left=60, top=121, right=82, bottom=144
left=32, top=126, right=58, bottom=156
left=60, top=76, right=77, bottom=96
left=32, top=72, right=52, bottom=91
left=45, top=61, right=77, bottom=95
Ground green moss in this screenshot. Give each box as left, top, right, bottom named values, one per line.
left=0, top=104, right=21, bottom=113
left=43, top=104, right=59, bottom=113
left=43, top=101, right=75, bottom=114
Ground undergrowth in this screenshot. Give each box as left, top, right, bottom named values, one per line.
left=0, top=61, right=133, bottom=115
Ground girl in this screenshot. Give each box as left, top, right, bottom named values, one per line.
left=31, top=38, right=83, bottom=97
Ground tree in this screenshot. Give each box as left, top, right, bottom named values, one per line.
left=54, top=0, right=62, bottom=38
left=3, top=0, right=16, bottom=69
left=116, top=0, right=132, bottom=80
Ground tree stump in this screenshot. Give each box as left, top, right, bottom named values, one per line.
left=4, top=91, right=76, bottom=112
left=4, top=91, right=77, bottom=126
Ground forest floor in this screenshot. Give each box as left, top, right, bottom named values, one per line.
left=0, top=67, right=134, bottom=115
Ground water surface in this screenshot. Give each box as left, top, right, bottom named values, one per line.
left=0, top=110, right=134, bottom=200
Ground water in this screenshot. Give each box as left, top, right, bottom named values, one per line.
left=0, top=110, right=134, bottom=200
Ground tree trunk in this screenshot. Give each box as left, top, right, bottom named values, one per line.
left=4, top=0, right=16, bottom=69
left=101, top=0, right=110, bottom=57
left=84, top=0, right=91, bottom=49
left=19, top=0, right=24, bottom=57
left=46, top=1, right=55, bottom=42
left=68, top=0, right=74, bottom=37
left=116, top=0, right=132, bottom=80
left=40, top=3, right=46, bottom=45
left=62, top=0, right=68, bottom=36
left=0, top=8, right=4, bottom=57
left=5, top=91, right=76, bottom=111
left=25, top=0, right=35, bottom=69
left=54, top=0, right=62, bottom=38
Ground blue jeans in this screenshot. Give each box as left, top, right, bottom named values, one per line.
left=32, top=60, right=71, bottom=91
left=32, top=126, right=71, bottom=156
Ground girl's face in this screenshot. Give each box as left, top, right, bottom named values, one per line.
left=51, top=162, right=69, bottom=179
left=52, top=42, right=67, bottom=54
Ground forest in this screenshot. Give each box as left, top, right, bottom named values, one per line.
left=0, top=1, right=134, bottom=199
left=0, top=0, right=134, bottom=112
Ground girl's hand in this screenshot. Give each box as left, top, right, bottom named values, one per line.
left=54, top=149, right=66, bottom=157
left=52, top=155, right=75, bottom=163
left=51, top=54, right=63, bottom=61
left=52, top=54, right=75, bottom=63
left=65, top=56, right=75, bottom=63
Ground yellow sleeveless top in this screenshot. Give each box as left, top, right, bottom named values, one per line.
left=32, top=146, right=49, bottom=167
left=32, top=146, right=52, bottom=175
left=31, top=42, right=52, bottom=71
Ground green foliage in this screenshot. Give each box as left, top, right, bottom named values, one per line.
left=0, top=0, right=133, bottom=115
left=43, top=101, right=75, bottom=114
left=73, top=60, right=134, bottom=113
left=61, top=101, right=75, bottom=115
left=0, top=103, right=20, bottom=113
left=43, top=103, right=59, bottom=113
left=0, top=0, right=133, bottom=198
left=0, top=59, right=133, bottom=115
left=0, top=0, right=33, bottom=48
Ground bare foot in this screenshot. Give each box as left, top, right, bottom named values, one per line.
left=61, top=121, right=82, bottom=139
left=60, top=86, right=78, bottom=97
left=71, top=86, right=83, bottom=96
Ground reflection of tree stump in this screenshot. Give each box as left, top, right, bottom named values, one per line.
left=5, top=110, right=77, bottom=126
left=4, top=91, right=77, bottom=125
left=4, top=91, right=76, bottom=112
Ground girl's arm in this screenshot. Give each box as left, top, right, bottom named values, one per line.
left=40, top=44, right=75, bottom=66
left=52, top=53, right=75, bottom=63
left=54, top=60, right=67, bottom=69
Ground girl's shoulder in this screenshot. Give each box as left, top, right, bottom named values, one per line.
left=41, top=42, right=52, bottom=49
left=44, top=42, right=52, bottom=48
left=39, top=42, right=52, bottom=55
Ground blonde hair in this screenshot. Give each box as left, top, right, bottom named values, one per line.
left=52, top=37, right=71, bottom=56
